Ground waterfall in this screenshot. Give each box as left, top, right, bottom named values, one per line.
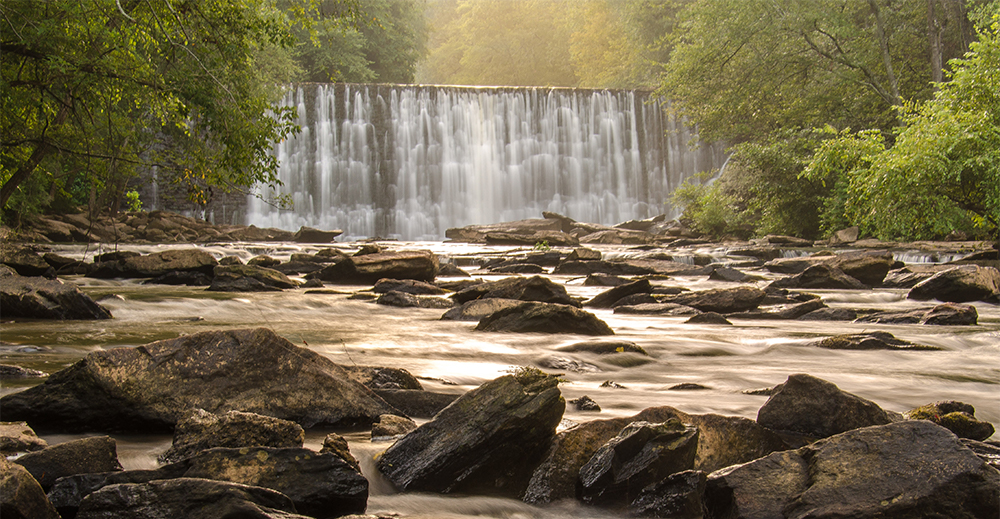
left=247, top=84, right=726, bottom=241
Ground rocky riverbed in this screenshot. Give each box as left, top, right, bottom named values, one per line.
left=1, top=211, right=998, bottom=518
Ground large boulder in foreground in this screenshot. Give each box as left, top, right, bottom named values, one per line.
left=756, top=374, right=893, bottom=439
left=907, top=265, right=1000, bottom=302
left=705, top=420, right=1000, bottom=519
left=0, top=267, right=112, bottom=320
left=377, top=371, right=565, bottom=497
left=0, top=328, right=397, bottom=432
left=75, top=478, right=306, bottom=519
left=523, top=406, right=787, bottom=505
left=475, top=302, right=614, bottom=335
left=315, top=250, right=439, bottom=284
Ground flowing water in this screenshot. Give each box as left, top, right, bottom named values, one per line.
left=245, top=84, right=727, bottom=240
left=2, top=241, right=998, bottom=518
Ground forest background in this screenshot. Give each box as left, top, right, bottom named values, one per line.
left=2, top=0, right=997, bottom=241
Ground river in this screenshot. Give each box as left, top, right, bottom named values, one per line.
left=2, top=240, right=998, bottom=518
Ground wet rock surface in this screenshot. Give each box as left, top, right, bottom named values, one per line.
left=0, top=328, right=397, bottom=432
left=756, top=373, right=893, bottom=438
left=475, top=302, right=615, bottom=335
left=0, top=266, right=112, bottom=320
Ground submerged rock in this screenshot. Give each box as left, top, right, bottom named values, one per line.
left=377, top=372, right=565, bottom=497
left=475, top=302, right=614, bottom=335
left=0, top=328, right=397, bottom=432
left=705, top=421, right=999, bottom=519
left=812, top=331, right=941, bottom=350
left=756, top=373, right=893, bottom=438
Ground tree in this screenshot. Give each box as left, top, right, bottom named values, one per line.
left=805, top=6, right=1000, bottom=240
left=0, top=0, right=318, bottom=218
left=657, top=0, right=974, bottom=144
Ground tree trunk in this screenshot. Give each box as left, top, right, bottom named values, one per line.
left=867, top=0, right=903, bottom=106
left=1, top=103, right=71, bottom=209
left=928, top=0, right=945, bottom=85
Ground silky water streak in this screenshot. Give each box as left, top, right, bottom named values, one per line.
left=248, top=84, right=726, bottom=240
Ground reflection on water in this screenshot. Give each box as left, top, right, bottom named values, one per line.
left=1, top=241, right=998, bottom=518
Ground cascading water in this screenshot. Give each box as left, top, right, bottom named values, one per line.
left=247, top=84, right=727, bottom=240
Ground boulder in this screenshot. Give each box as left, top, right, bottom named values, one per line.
left=727, top=298, right=827, bottom=320
left=856, top=303, right=978, bottom=325
left=43, top=253, right=90, bottom=275
left=247, top=255, right=281, bottom=268
left=607, top=292, right=658, bottom=307
left=583, top=273, right=628, bottom=286
left=445, top=219, right=564, bottom=243
left=584, top=279, right=653, bottom=308
left=14, top=436, right=122, bottom=490
left=208, top=264, right=298, bottom=292
left=158, top=409, right=305, bottom=464
left=0, top=421, right=48, bottom=455
left=567, top=248, right=602, bottom=261
left=578, top=419, right=699, bottom=507
left=613, top=303, right=700, bottom=316
left=377, top=371, right=565, bottom=496
left=685, top=312, right=732, bottom=325
left=827, top=250, right=896, bottom=286
left=770, top=264, right=868, bottom=290
left=441, top=298, right=523, bottom=321
left=537, top=355, right=601, bottom=373
left=570, top=396, right=602, bottom=411
left=485, top=231, right=580, bottom=247
left=339, top=365, right=422, bottom=390
left=371, top=414, right=418, bottom=439
left=556, top=340, right=648, bottom=356
left=760, top=235, right=813, bottom=247
left=629, top=470, right=706, bottom=519
left=708, top=266, right=761, bottom=283
left=830, top=225, right=859, bottom=244
left=553, top=260, right=657, bottom=276
left=121, top=249, right=218, bottom=278
left=0, top=268, right=112, bottom=320
left=0, top=364, right=45, bottom=379
left=292, top=226, right=343, bottom=243
left=762, top=255, right=831, bottom=274
left=315, top=250, right=439, bottom=284
left=756, top=374, right=893, bottom=438
left=0, top=328, right=398, bottom=432
left=271, top=260, right=325, bottom=275
left=453, top=275, right=579, bottom=307
left=0, top=457, right=60, bottom=519
left=373, top=389, right=459, bottom=419
left=907, top=401, right=995, bottom=441
left=475, top=302, right=614, bottom=335
left=523, top=407, right=787, bottom=505
left=578, top=229, right=654, bottom=245
left=663, top=286, right=767, bottom=313
left=142, top=270, right=213, bottom=286
left=0, top=247, right=54, bottom=277
left=320, top=433, right=361, bottom=472
left=705, top=421, right=999, bottom=519
left=882, top=267, right=936, bottom=288
left=376, top=291, right=454, bottom=309
left=373, top=278, right=448, bottom=295
left=812, top=331, right=941, bottom=351
left=75, top=478, right=305, bottom=519
left=797, top=307, right=858, bottom=321
left=907, top=265, right=1000, bottom=302
left=436, top=262, right=470, bottom=277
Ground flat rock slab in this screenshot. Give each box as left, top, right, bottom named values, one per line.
left=0, top=328, right=397, bottom=432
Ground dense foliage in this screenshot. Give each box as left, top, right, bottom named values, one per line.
left=0, top=0, right=427, bottom=223
left=665, top=0, right=998, bottom=241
